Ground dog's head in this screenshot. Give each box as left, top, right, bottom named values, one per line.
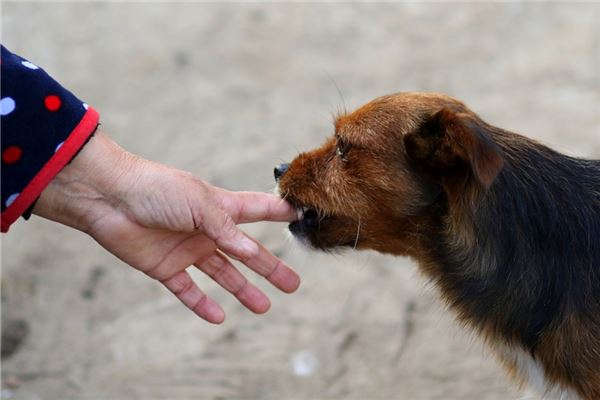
left=276, top=93, right=504, bottom=255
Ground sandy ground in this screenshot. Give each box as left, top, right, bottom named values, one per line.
left=1, top=3, right=599, bottom=400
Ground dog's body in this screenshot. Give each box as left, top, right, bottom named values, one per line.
left=276, top=93, right=600, bottom=399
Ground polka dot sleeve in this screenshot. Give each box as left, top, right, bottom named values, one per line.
left=1, top=45, right=100, bottom=233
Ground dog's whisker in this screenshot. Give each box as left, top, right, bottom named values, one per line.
left=352, top=218, right=361, bottom=250
left=326, top=72, right=348, bottom=118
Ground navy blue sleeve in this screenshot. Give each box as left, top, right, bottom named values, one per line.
left=1, top=44, right=100, bottom=232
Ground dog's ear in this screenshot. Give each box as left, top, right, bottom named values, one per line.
left=404, top=108, right=504, bottom=188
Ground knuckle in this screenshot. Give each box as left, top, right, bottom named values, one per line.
left=265, top=260, right=284, bottom=279
left=191, top=292, right=209, bottom=313
left=233, top=279, right=249, bottom=297
left=210, top=255, right=228, bottom=280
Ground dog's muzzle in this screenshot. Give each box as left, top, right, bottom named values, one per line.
left=274, top=162, right=321, bottom=237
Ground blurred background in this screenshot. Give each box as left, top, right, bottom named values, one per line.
left=1, top=2, right=599, bottom=400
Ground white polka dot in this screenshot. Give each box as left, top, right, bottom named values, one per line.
left=5, top=193, right=19, bottom=208
left=83, top=103, right=89, bottom=110
left=55, top=142, right=64, bottom=153
left=0, top=97, right=16, bottom=116
left=21, top=61, right=39, bottom=70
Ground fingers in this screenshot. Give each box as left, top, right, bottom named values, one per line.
left=161, top=270, right=225, bottom=324
left=160, top=244, right=296, bottom=323
left=233, top=239, right=301, bottom=294
left=195, top=251, right=271, bottom=314
left=201, top=204, right=300, bottom=293
left=191, top=185, right=300, bottom=300
left=143, top=225, right=297, bottom=323
left=195, top=202, right=300, bottom=293
left=215, top=189, right=296, bottom=224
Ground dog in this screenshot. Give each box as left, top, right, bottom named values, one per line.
left=275, top=93, right=600, bottom=399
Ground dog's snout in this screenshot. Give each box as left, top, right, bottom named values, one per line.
left=274, top=163, right=290, bottom=181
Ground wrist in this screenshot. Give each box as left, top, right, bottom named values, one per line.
left=33, top=131, right=134, bottom=233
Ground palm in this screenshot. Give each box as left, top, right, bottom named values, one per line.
left=92, top=211, right=214, bottom=274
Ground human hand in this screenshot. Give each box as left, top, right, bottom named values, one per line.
left=33, top=131, right=300, bottom=324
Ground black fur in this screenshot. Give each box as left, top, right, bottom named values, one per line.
left=427, top=128, right=600, bottom=355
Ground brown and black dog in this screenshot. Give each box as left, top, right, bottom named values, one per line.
left=275, top=93, right=600, bottom=399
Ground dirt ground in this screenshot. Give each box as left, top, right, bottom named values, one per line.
left=1, top=3, right=599, bottom=400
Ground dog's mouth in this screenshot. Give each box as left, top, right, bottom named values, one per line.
left=284, top=196, right=362, bottom=250
left=292, top=206, right=321, bottom=229
left=296, top=206, right=319, bottom=221
left=284, top=197, right=328, bottom=236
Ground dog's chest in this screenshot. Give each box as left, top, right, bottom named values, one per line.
left=494, top=344, right=580, bottom=399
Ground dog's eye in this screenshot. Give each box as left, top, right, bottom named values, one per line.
left=335, top=138, right=351, bottom=161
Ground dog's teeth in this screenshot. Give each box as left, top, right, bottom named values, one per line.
left=296, top=209, right=303, bottom=220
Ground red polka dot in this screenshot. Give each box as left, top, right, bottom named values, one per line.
left=44, top=95, right=62, bottom=111
left=2, top=146, right=22, bottom=164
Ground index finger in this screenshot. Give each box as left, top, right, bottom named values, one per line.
left=216, top=190, right=296, bottom=224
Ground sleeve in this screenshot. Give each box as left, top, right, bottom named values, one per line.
left=1, top=44, right=100, bottom=233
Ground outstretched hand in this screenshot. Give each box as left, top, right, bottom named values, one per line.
left=33, top=132, right=300, bottom=323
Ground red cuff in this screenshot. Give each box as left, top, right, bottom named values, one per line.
left=1, top=107, right=100, bottom=233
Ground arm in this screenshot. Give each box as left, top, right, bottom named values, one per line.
left=1, top=44, right=99, bottom=231
left=33, top=131, right=300, bottom=324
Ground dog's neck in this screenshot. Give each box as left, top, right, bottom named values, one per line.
left=413, top=130, right=600, bottom=352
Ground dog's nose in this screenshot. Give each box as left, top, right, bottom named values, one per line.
left=274, top=163, right=290, bottom=181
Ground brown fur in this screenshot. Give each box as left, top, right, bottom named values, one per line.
left=277, top=93, right=600, bottom=398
